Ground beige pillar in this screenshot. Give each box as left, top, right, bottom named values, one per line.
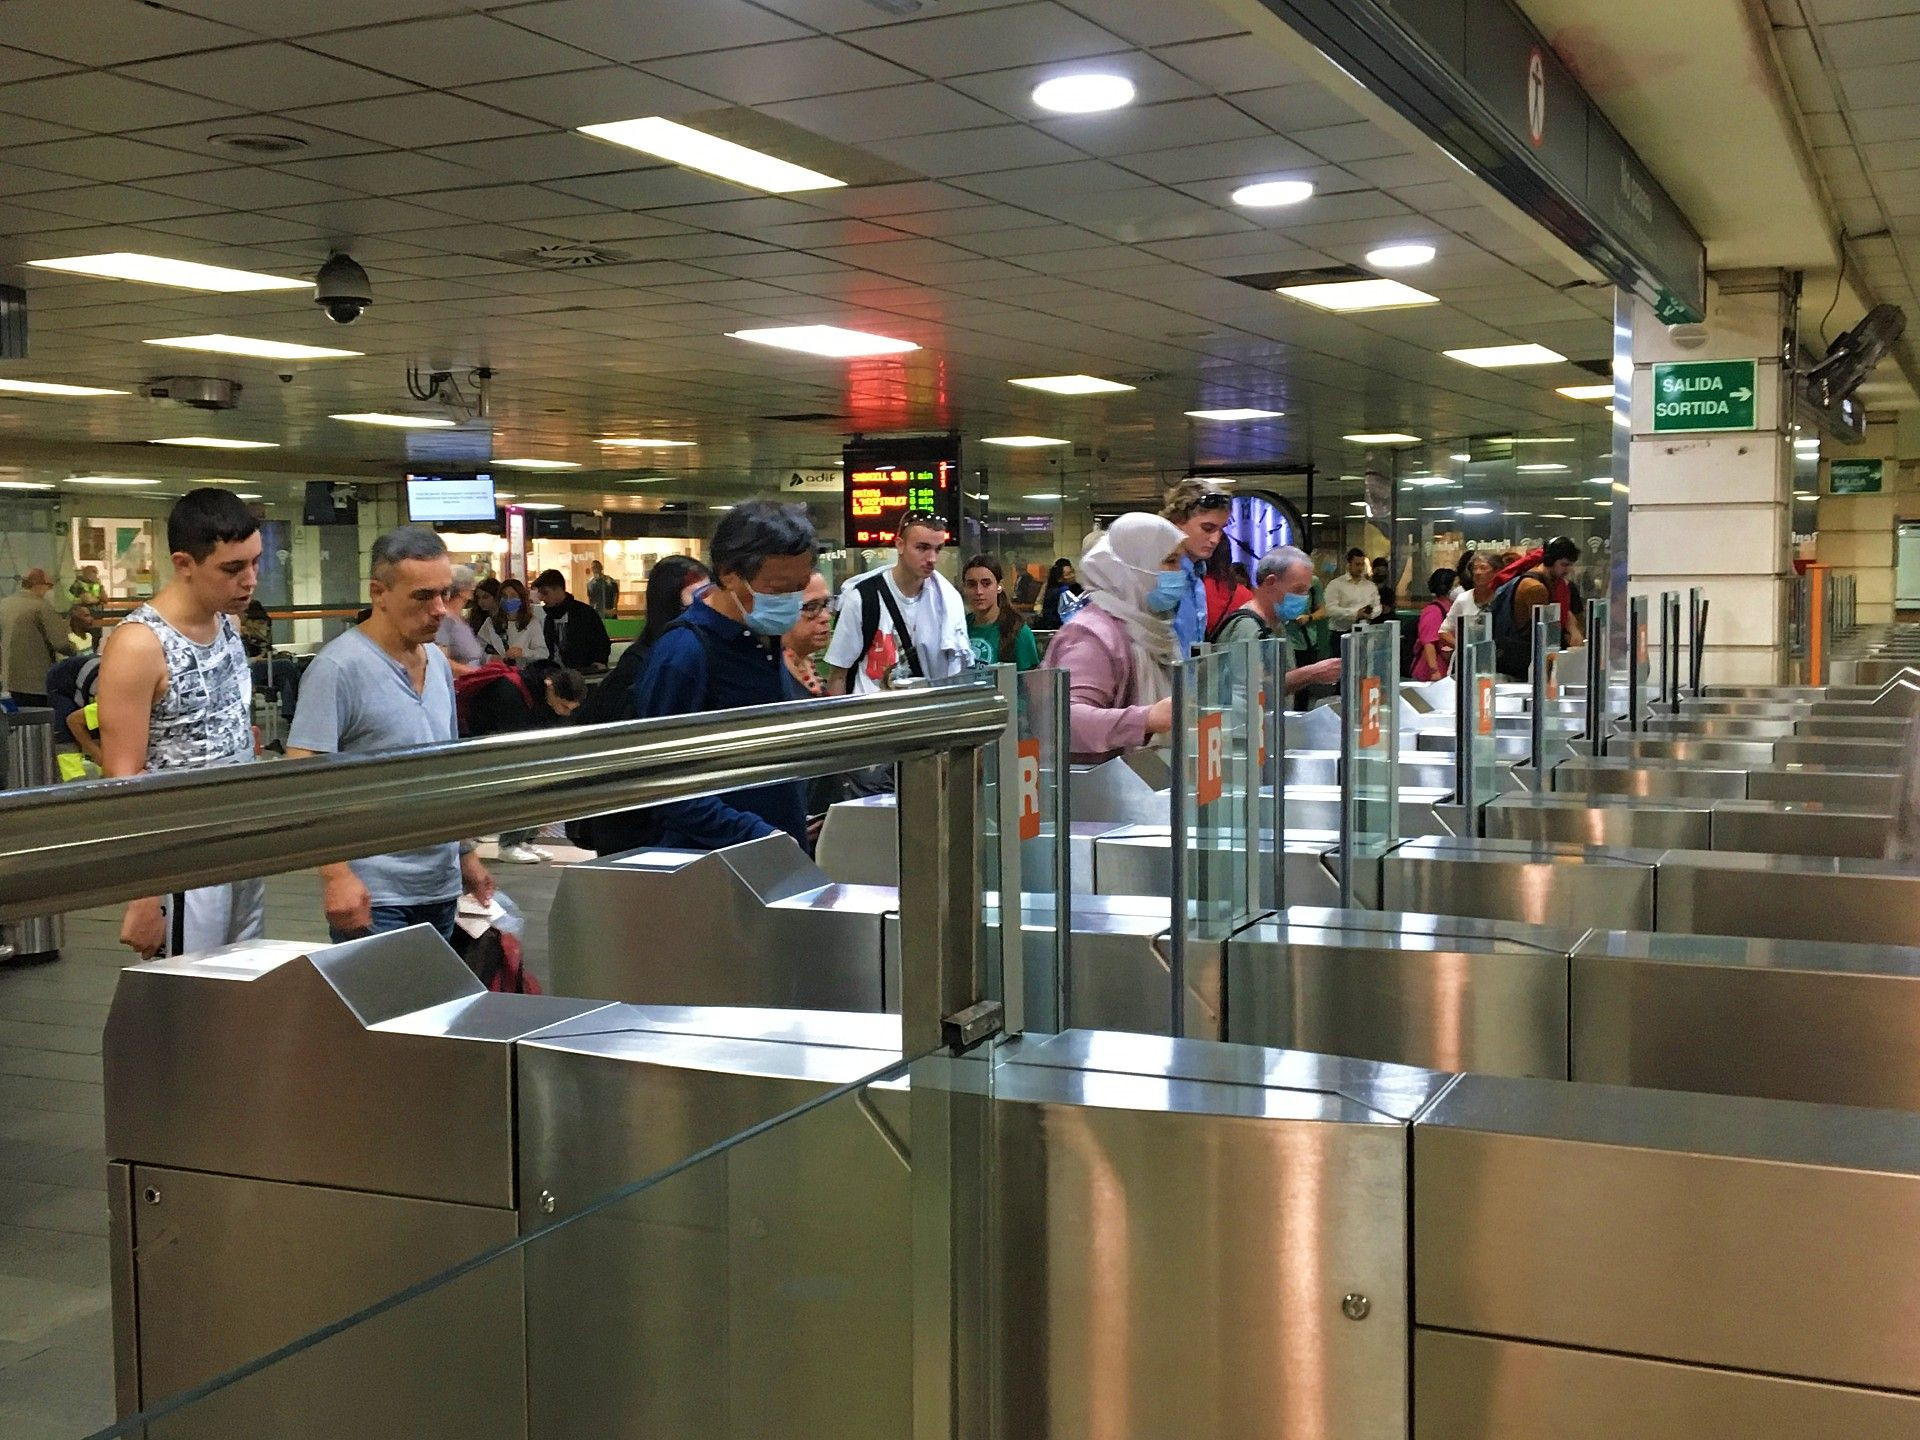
left=1817, top=424, right=1899, bottom=626
left=1627, top=273, right=1795, bottom=684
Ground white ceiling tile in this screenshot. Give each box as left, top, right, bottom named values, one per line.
left=121, top=43, right=413, bottom=113
left=25, top=185, right=219, bottom=224
left=163, top=0, right=498, bottom=37
left=1823, top=14, right=1920, bottom=67
left=498, top=0, right=811, bottom=61
left=425, top=132, right=638, bottom=184
left=1119, top=135, right=1319, bottom=185
left=1056, top=0, right=1244, bottom=48
left=142, top=211, right=329, bottom=248
left=761, top=82, right=1008, bottom=144
left=544, top=167, right=750, bottom=209
left=864, top=124, right=1086, bottom=177
left=3, top=135, right=227, bottom=184
left=0, top=45, right=76, bottom=84
left=454, top=66, right=712, bottom=128
left=645, top=36, right=922, bottom=104
left=403, top=183, right=611, bottom=223
left=1292, top=122, right=1410, bottom=164
left=1153, top=33, right=1310, bottom=93
left=275, top=150, right=485, bottom=196
left=960, top=223, right=1113, bottom=257
left=123, top=118, right=385, bottom=164
left=1838, top=59, right=1920, bottom=110
left=140, top=167, right=362, bottom=210
left=286, top=92, right=546, bottom=148
left=751, top=0, right=1011, bottom=29
left=847, top=4, right=1125, bottom=79
left=0, top=0, right=249, bottom=65
left=1035, top=96, right=1269, bottom=158
left=755, top=216, right=916, bottom=248
left=306, top=14, right=601, bottom=88
left=0, top=71, right=246, bottom=132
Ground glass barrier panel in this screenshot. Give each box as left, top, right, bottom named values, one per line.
left=1453, top=614, right=1499, bottom=820
left=1338, top=621, right=1399, bottom=905
left=1013, top=664, right=1069, bottom=1035
left=1255, top=635, right=1291, bottom=911
left=1584, top=596, right=1611, bottom=755
left=91, top=1044, right=966, bottom=1440
left=1627, top=595, right=1649, bottom=731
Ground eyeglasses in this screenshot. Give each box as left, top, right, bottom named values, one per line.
left=800, top=597, right=835, bottom=618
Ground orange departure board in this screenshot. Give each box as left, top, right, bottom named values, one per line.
left=842, top=435, right=960, bottom=546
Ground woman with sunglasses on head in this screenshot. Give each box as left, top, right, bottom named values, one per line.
left=960, top=555, right=1040, bottom=670
left=1159, top=479, right=1232, bottom=655
left=1047, top=513, right=1188, bottom=763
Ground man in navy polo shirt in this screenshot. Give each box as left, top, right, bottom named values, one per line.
left=634, top=500, right=817, bottom=850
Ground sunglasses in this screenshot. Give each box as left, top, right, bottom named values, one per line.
left=1191, top=493, right=1232, bottom=513
left=898, top=509, right=946, bottom=530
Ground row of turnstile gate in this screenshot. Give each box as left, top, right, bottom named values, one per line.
left=99, top=615, right=1920, bottom=1436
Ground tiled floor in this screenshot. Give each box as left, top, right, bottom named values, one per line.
left=0, top=856, right=567, bottom=1440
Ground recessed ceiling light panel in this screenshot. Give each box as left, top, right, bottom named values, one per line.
left=330, top=412, right=457, bottom=428
left=1186, top=407, right=1283, bottom=421
left=1444, top=343, right=1568, bottom=368
left=1277, top=279, right=1438, bottom=312
left=1232, top=180, right=1314, bottom=208
left=1032, top=73, right=1135, bottom=114
left=1365, top=243, right=1436, bottom=269
left=147, top=335, right=361, bottom=360
left=982, top=435, right=1070, bottom=448
left=578, top=116, right=845, bottom=193
left=727, top=325, right=917, bottom=358
left=1556, top=383, right=1614, bottom=401
left=1010, top=374, right=1134, bottom=395
left=494, top=458, right=582, bottom=470
left=0, top=377, right=126, bottom=397
left=1344, top=432, right=1421, bottom=445
left=150, top=436, right=278, bottom=450
left=67, top=476, right=160, bottom=486
left=598, top=437, right=697, bottom=448
left=30, top=253, right=306, bottom=292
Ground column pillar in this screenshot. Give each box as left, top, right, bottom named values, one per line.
left=1627, top=271, right=1796, bottom=684
left=1816, top=422, right=1899, bottom=627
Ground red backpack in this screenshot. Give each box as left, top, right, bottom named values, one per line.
left=452, top=659, right=532, bottom=734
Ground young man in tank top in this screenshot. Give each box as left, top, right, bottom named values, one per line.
left=96, top=488, right=265, bottom=959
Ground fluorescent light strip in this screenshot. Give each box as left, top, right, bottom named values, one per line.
left=1186, top=408, right=1282, bottom=421
left=0, top=377, right=125, bottom=397
left=727, top=325, right=917, bottom=358
left=1516, top=463, right=1568, bottom=472
left=579, top=116, right=844, bottom=193
left=494, top=458, right=582, bottom=470
left=29, top=252, right=307, bottom=292
left=1278, top=279, right=1437, bottom=312
left=331, top=412, right=456, bottom=428
left=67, top=476, right=159, bottom=486
left=598, top=437, right=696, bottom=449
left=1024, top=492, right=1064, bottom=500
left=517, top=501, right=566, bottom=511
left=1444, top=344, right=1568, bottom=368
left=1344, top=432, right=1420, bottom=445
left=0, top=480, right=54, bottom=490
left=147, top=335, right=361, bottom=360
left=150, top=436, right=278, bottom=450
left=1010, top=374, right=1134, bottom=395
left=982, top=435, right=1070, bottom=448
left=1557, top=384, right=1614, bottom=401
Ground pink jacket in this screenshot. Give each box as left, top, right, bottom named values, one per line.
left=1047, top=605, right=1157, bottom=763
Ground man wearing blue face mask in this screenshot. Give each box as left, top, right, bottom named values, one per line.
left=1208, top=544, right=1343, bottom=694
left=632, top=499, right=818, bottom=851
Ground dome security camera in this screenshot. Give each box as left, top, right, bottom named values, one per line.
left=314, top=253, right=371, bottom=325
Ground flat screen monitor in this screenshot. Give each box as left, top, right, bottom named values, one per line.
left=406, top=472, right=495, bottom=523
left=842, top=435, right=961, bottom=548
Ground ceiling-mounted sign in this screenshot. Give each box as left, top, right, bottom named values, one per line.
left=1525, top=47, right=1545, bottom=147
left=843, top=434, right=961, bottom=547
left=1829, top=458, right=1884, bottom=495
left=1651, top=359, right=1757, bottom=433
left=783, top=469, right=841, bottom=494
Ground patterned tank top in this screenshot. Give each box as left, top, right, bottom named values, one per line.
left=122, top=605, right=253, bottom=771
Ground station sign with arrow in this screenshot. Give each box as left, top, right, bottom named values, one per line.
left=1650, top=359, right=1757, bottom=433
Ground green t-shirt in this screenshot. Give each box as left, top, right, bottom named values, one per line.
left=967, top=616, right=1040, bottom=670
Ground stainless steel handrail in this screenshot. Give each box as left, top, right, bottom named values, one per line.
left=0, top=684, right=1007, bottom=922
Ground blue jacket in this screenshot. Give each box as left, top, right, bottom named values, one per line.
left=1171, top=555, right=1208, bottom=655
left=632, top=601, right=808, bottom=850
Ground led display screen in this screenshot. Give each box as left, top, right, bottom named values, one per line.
left=406, top=472, right=496, bottom=523
left=842, top=435, right=960, bottom=547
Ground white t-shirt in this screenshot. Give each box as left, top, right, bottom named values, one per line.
left=825, top=569, right=959, bottom=694
left=1441, top=589, right=1482, bottom=641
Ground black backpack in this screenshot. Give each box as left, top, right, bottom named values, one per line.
left=1487, top=572, right=1541, bottom=679
left=844, top=573, right=925, bottom=684
left=565, top=619, right=718, bottom=854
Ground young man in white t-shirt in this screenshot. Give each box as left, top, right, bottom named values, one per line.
left=823, top=512, right=970, bottom=694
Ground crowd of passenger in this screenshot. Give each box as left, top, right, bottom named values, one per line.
left=0, top=476, right=1602, bottom=966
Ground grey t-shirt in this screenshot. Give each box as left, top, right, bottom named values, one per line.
left=287, top=628, right=461, bottom=904
left=435, top=612, right=485, bottom=666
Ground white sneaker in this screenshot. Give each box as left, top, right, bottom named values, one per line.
left=498, top=843, right=546, bottom=864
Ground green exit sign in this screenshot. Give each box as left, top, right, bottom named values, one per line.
left=1651, top=359, right=1757, bottom=433
left=1829, top=458, right=1883, bottom=495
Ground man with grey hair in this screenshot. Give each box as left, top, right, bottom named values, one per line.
left=287, top=526, right=494, bottom=941
left=1211, top=543, right=1342, bottom=693
left=435, top=561, right=485, bottom=676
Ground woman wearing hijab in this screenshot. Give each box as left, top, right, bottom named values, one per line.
left=1045, top=512, right=1188, bottom=763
